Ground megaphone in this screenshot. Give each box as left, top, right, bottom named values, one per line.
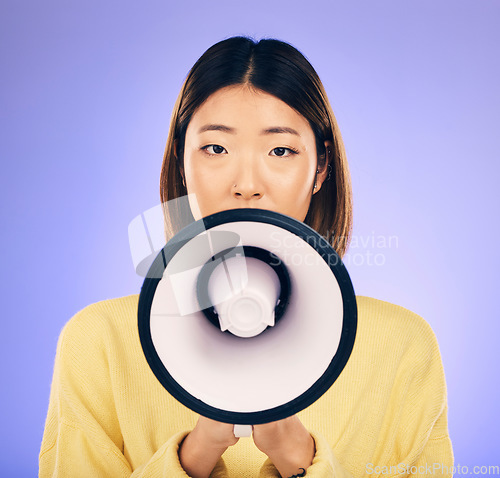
left=138, top=208, right=357, bottom=437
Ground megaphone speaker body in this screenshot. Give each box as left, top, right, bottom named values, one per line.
left=138, top=209, right=357, bottom=428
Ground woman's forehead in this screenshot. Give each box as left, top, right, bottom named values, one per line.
left=187, top=85, right=313, bottom=137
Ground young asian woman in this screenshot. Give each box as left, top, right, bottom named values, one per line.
left=40, top=36, right=453, bottom=478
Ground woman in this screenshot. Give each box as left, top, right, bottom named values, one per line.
left=40, top=37, right=453, bottom=477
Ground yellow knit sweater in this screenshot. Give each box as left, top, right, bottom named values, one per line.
left=39, top=295, right=453, bottom=477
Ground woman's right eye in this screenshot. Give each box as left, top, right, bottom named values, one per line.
left=202, top=144, right=227, bottom=155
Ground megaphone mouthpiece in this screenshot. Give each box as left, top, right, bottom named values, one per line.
left=208, top=256, right=280, bottom=338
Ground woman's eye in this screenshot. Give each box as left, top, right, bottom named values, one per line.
left=270, top=147, right=298, bottom=157
left=202, top=144, right=227, bottom=155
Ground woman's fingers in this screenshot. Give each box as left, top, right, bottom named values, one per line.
left=195, top=416, right=240, bottom=449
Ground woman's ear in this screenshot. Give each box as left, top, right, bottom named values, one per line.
left=313, top=140, right=333, bottom=194
left=179, top=168, right=186, bottom=188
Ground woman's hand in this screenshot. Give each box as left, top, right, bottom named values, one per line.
left=253, top=415, right=315, bottom=477
left=179, top=416, right=239, bottom=478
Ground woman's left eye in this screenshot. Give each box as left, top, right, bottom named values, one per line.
left=202, top=144, right=227, bottom=155
left=270, top=147, right=298, bottom=158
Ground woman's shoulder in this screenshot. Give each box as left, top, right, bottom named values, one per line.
left=67, top=293, right=139, bottom=323
left=59, top=294, right=140, bottom=347
left=355, top=295, right=442, bottom=356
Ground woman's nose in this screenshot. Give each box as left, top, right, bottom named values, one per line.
left=232, top=164, right=264, bottom=201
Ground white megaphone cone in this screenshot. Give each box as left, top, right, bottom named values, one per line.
left=137, top=208, right=357, bottom=439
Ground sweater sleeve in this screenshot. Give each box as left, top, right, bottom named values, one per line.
left=39, top=310, right=229, bottom=478
left=258, top=409, right=452, bottom=478
left=258, top=314, right=453, bottom=478
left=371, top=316, right=454, bottom=478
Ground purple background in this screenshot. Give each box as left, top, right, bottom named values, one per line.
left=1, top=0, right=499, bottom=475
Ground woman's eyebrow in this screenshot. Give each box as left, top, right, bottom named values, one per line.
left=198, top=124, right=236, bottom=134
left=261, top=126, right=300, bottom=136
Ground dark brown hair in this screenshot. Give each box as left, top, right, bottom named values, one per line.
left=160, top=36, right=352, bottom=257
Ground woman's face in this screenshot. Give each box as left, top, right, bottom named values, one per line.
left=182, top=85, right=329, bottom=221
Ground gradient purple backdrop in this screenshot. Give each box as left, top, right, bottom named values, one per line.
left=1, top=0, right=499, bottom=475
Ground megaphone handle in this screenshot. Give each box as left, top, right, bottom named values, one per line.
left=233, top=424, right=253, bottom=437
